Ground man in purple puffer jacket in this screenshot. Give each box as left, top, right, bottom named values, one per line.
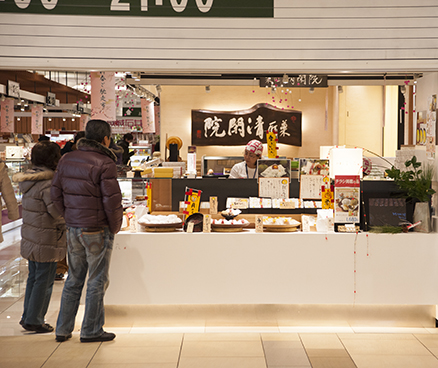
left=51, top=119, right=123, bottom=343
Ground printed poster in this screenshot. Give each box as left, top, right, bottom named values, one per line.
left=300, top=174, right=323, bottom=199
left=31, top=104, right=43, bottom=135
left=427, top=94, right=436, bottom=159
left=1, top=98, right=14, bottom=133
left=258, top=177, right=289, bottom=199
left=91, top=72, right=116, bottom=121
left=334, top=175, right=360, bottom=223
left=257, top=159, right=291, bottom=179
left=141, top=99, right=155, bottom=133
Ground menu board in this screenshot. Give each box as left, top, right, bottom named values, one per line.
left=258, top=177, right=289, bottom=199
left=299, top=175, right=323, bottom=199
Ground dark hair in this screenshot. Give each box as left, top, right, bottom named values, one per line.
left=31, top=141, right=61, bottom=170
left=74, top=131, right=85, bottom=144
left=85, top=120, right=111, bottom=143
left=123, top=133, right=134, bottom=141
left=38, top=135, right=50, bottom=142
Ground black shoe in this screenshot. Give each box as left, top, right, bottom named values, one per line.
left=55, top=273, right=64, bottom=280
left=80, top=331, right=116, bottom=343
left=23, top=323, right=54, bottom=333
left=19, top=320, right=34, bottom=332
left=56, top=333, right=72, bottom=342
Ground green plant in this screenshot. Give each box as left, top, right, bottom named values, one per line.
left=368, top=225, right=403, bottom=234
left=385, top=156, right=436, bottom=202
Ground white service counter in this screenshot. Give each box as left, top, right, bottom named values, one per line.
left=106, top=231, right=438, bottom=306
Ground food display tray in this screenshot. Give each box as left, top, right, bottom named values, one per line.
left=211, top=223, right=249, bottom=232
left=139, top=223, right=183, bottom=232
left=263, top=224, right=299, bottom=232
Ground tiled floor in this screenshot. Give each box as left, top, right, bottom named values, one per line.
left=2, top=238, right=438, bottom=367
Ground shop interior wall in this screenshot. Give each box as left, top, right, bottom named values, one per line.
left=8, top=117, right=80, bottom=142
left=338, top=86, right=398, bottom=158
left=160, top=85, right=334, bottom=160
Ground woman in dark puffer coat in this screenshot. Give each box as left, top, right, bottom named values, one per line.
left=13, top=141, right=66, bottom=333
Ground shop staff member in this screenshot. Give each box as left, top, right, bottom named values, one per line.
left=229, top=140, right=263, bottom=179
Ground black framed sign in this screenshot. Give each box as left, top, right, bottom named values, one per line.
left=192, top=103, right=302, bottom=147
left=7, top=80, right=20, bottom=99
left=0, top=0, right=274, bottom=18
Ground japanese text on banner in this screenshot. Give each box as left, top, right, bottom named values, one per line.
left=183, top=187, right=202, bottom=219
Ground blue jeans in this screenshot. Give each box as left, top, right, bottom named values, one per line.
left=56, top=227, right=114, bottom=339
left=22, top=260, right=57, bottom=325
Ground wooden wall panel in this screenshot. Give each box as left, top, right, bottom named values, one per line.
left=1, top=117, right=81, bottom=136
left=0, top=1, right=437, bottom=73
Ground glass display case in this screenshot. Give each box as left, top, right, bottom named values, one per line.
left=129, top=145, right=152, bottom=166
left=5, top=159, right=31, bottom=205
left=202, top=156, right=243, bottom=176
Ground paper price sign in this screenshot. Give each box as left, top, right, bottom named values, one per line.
left=203, top=214, right=211, bottom=233
left=183, top=187, right=202, bottom=219
left=266, top=131, right=278, bottom=158
left=209, top=196, right=218, bottom=215
left=255, top=215, right=264, bottom=233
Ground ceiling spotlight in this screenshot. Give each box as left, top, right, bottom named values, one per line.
left=309, top=87, right=315, bottom=94
left=271, top=86, right=276, bottom=93
left=156, top=85, right=162, bottom=93
left=282, top=74, right=289, bottom=84
left=338, top=86, right=344, bottom=93
left=205, top=85, right=211, bottom=93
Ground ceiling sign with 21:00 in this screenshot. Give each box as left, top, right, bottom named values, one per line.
left=2, top=0, right=274, bottom=17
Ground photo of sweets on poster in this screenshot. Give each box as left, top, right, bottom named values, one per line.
left=334, top=187, right=360, bottom=223
left=299, top=159, right=329, bottom=176
left=257, top=159, right=291, bottom=179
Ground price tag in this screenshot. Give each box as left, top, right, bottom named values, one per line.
left=209, top=197, right=218, bottom=215
left=255, top=215, right=264, bottom=233
left=187, top=222, right=195, bottom=233
left=203, top=214, right=211, bottom=233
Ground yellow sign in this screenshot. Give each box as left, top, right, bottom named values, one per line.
left=146, top=182, right=152, bottom=211
left=183, top=187, right=202, bottom=219
left=321, top=187, right=334, bottom=209
left=266, top=131, right=277, bottom=158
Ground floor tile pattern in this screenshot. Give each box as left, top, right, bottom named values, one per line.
left=2, top=238, right=438, bottom=367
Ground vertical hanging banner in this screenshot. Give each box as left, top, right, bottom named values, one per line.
left=1, top=99, right=14, bottom=133
left=141, top=99, right=155, bottom=133
left=80, top=114, right=90, bottom=131
left=90, top=72, right=116, bottom=121
left=183, top=187, right=202, bottom=219
left=146, top=182, right=152, bottom=212
left=334, top=175, right=360, bottom=223
left=154, top=105, right=160, bottom=136
left=266, top=130, right=278, bottom=158
left=31, top=105, right=43, bottom=135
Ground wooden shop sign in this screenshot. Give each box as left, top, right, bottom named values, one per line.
left=191, top=103, right=302, bottom=147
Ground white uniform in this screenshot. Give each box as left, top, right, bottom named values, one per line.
left=229, top=162, right=257, bottom=179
